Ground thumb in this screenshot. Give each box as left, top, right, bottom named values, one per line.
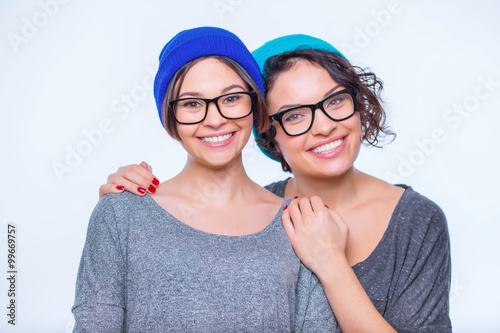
left=140, top=161, right=152, bottom=173
left=281, top=205, right=295, bottom=240
left=327, top=208, right=348, bottom=234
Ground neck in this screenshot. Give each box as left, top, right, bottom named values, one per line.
left=172, top=154, right=255, bottom=205
left=288, top=167, right=365, bottom=211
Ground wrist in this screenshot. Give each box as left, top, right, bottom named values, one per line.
left=314, top=252, right=350, bottom=281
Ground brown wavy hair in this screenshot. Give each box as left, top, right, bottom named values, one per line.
left=161, top=55, right=268, bottom=140
left=256, top=49, right=395, bottom=172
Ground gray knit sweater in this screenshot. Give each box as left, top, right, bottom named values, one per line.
left=73, top=192, right=334, bottom=332
left=265, top=180, right=452, bottom=333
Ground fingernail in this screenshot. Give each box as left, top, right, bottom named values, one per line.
left=324, top=204, right=329, bottom=209
left=284, top=205, right=288, bottom=210
left=152, top=177, right=160, bottom=186
left=293, top=196, right=299, bottom=199
left=116, top=186, right=124, bottom=191
left=148, top=184, right=156, bottom=193
left=138, top=187, right=146, bottom=194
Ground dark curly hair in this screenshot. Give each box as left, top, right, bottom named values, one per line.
left=256, top=49, right=395, bottom=172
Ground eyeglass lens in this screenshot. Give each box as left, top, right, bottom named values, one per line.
left=173, top=93, right=252, bottom=124
left=281, top=92, right=354, bottom=135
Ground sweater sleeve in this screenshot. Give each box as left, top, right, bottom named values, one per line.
left=385, top=207, right=452, bottom=333
left=294, top=263, right=339, bottom=333
left=72, top=195, right=127, bottom=333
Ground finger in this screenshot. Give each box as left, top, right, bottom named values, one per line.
left=114, top=164, right=157, bottom=189
left=122, top=177, right=152, bottom=196
left=327, top=209, right=348, bottom=232
left=99, top=184, right=125, bottom=199
left=108, top=177, right=150, bottom=196
left=281, top=204, right=295, bottom=240
left=288, top=198, right=303, bottom=229
left=298, top=196, right=314, bottom=215
left=140, top=161, right=153, bottom=173
left=137, top=163, right=160, bottom=187
left=309, top=195, right=326, bottom=213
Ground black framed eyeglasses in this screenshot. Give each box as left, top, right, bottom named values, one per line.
left=269, top=88, right=356, bottom=136
left=169, top=91, right=256, bottom=124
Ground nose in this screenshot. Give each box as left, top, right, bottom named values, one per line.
left=310, top=108, right=336, bottom=136
left=203, top=101, right=227, bottom=128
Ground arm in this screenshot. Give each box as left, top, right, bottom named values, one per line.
left=99, top=161, right=159, bottom=198
left=382, top=209, right=452, bottom=333
left=72, top=196, right=128, bottom=332
left=283, top=196, right=397, bottom=333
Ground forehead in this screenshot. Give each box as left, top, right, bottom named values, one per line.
left=177, top=57, right=246, bottom=93
left=267, top=60, right=339, bottom=107
left=276, top=59, right=333, bottom=86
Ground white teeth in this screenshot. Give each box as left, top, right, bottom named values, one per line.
left=311, top=139, right=343, bottom=154
left=200, top=133, right=233, bottom=143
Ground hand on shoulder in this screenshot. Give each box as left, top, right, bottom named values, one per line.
left=99, top=161, right=160, bottom=199
left=281, top=195, right=349, bottom=278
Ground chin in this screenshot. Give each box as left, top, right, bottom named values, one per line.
left=199, top=152, right=242, bottom=168
left=292, top=158, right=353, bottom=179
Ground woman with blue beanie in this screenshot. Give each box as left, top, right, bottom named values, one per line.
left=99, top=33, right=452, bottom=332
left=72, top=27, right=336, bottom=332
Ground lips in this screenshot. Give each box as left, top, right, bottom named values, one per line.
left=199, top=132, right=233, bottom=144
left=310, top=138, right=343, bottom=154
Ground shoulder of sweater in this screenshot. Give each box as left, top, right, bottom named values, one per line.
left=94, top=191, right=150, bottom=217
left=264, top=178, right=289, bottom=192
left=396, top=185, right=448, bottom=234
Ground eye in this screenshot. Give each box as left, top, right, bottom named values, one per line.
left=325, top=94, right=347, bottom=109
left=222, top=94, right=242, bottom=104
left=180, top=100, right=203, bottom=109
left=284, top=113, right=302, bottom=122
left=283, top=108, right=310, bottom=124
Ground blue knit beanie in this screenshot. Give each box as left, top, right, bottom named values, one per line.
left=250, top=34, right=349, bottom=161
left=153, top=27, right=265, bottom=125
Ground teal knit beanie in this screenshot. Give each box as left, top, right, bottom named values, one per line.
left=252, top=34, right=348, bottom=76
left=251, top=34, right=349, bottom=161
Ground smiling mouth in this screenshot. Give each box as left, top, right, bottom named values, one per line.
left=311, top=138, right=344, bottom=154
left=199, top=133, right=234, bottom=144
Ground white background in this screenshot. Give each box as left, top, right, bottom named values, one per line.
left=1, top=0, right=499, bottom=332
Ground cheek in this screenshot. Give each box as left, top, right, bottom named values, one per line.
left=244, top=116, right=255, bottom=130
left=235, top=117, right=254, bottom=139
left=273, top=129, right=287, bottom=152
left=348, top=115, right=363, bottom=155
left=349, top=114, right=363, bottom=140
left=175, top=124, right=197, bottom=143
left=274, top=131, right=305, bottom=159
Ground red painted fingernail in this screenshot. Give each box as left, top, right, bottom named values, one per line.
left=138, top=187, right=146, bottom=194
left=324, top=204, right=329, bottom=209
left=284, top=205, right=288, bottom=210
left=152, top=177, right=160, bottom=186
left=293, top=196, right=299, bottom=199
left=116, top=186, right=124, bottom=191
left=148, top=184, right=156, bottom=193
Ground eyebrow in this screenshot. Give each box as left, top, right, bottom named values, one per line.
left=178, top=84, right=248, bottom=99
left=277, top=84, right=343, bottom=111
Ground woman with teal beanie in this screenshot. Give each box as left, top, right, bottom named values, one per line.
left=100, top=32, right=452, bottom=332
left=72, top=27, right=336, bottom=332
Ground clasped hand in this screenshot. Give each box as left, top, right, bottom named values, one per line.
left=282, top=196, right=349, bottom=278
